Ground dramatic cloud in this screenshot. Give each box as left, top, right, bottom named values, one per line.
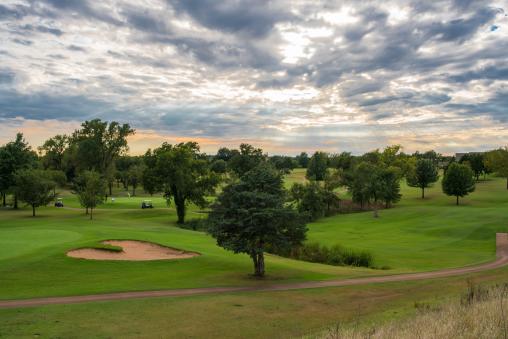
left=0, top=0, right=507, bottom=154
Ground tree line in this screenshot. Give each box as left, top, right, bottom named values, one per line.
left=1, top=119, right=508, bottom=276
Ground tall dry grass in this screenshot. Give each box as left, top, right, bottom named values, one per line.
left=317, top=282, right=508, bottom=339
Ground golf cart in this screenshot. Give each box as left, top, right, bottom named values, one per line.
left=55, top=198, right=64, bottom=207
left=141, top=200, right=153, bottom=209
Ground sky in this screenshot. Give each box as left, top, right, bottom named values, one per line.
left=0, top=0, right=507, bottom=155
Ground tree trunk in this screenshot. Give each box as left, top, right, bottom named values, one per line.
left=456, top=196, right=459, bottom=205
left=176, top=201, right=185, bottom=224
left=90, top=207, right=93, bottom=220
left=109, top=182, right=112, bottom=196
left=251, top=252, right=265, bottom=277
left=13, top=194, right=18, bottom=209
left=506, top=177, right=508, bottom=190
left=421, top=187, right=425, bottom=199
left=32, top=204, right=36, bottom=217
left=174, top=187, right=186, bottom=224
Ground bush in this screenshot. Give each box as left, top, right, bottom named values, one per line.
left=273, top=242, right=374, bottom=268
left=180, top=218, right=211, bottom=232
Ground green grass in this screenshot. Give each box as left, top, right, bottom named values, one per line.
left=1, top=265, right=508, bottom=338
left=0, top=173, right=507, bottom=301
left=306, top=176, right=508, bottom=270
left=1, top=171, right=508, bottom=337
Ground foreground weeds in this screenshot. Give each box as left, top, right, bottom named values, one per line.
left=314, top=283, right=508, bottom=339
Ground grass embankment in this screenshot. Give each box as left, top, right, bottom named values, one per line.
left=316, top=282, right=508, bottom=339
left=1, top=267, right=508, bottom=338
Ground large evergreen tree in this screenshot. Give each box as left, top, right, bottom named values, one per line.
left=209, top=163, right=307, bottom=277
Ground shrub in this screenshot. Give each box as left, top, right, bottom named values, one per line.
left=272, top=242, right=375, bottom=268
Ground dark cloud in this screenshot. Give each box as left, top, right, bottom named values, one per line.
left=67, top=44, right=86, bottom=52
left=38, top=0, right=123, bottom=26
left=0, top=90, right=118, bottom=121
left=426, top=7, right=500, bottom=43
left=168, top=0, right=292, bottom=38
left=12, top=38, right=32, bottom=46
left=449, top=65, right=508, bottom=82
left=0, top=70, right=15, bottom=84
left=446, top=91, right=508, bottom=122
left=0, top=4, right=29, bottom=20
left=20, top=24, right=64, bottom=36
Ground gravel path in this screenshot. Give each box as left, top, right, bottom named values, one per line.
left=1, top=233, right=507, bottom=309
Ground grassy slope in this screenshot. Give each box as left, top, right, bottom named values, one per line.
left=1, top=265, right=508, bottom=338
left=0, top=203, right=374, bottom=300
left=0, top=173, right=507, bottom=300
left=1, top=171, right=508, bottom=338
left=307, top=174, right=508, bottom=270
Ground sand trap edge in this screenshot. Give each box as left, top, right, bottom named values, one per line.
left=66, top=239, right=201, bottom=261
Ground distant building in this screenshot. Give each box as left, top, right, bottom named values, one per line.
left=455, top=152, right=485, bottom=162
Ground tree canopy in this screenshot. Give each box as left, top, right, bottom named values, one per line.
left=73, top=170, right=106, bottom=219
left=150, top=142, right=219, bottom=224
left=208, top=163, right=307, bottom=277
left=442, top=162, right=475, bottom=205
left=406, top=159, right=439, bottom=198
left=306, top=151, right=328, bottom=181
left=14, top=169, right=56, bottom=216
left=485, top=148, right=508, bottom=189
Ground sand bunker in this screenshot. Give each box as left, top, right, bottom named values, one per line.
left=67, top=240, right=200, bottom=261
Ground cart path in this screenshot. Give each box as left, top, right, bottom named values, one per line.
left=1, top=233, right=507, bottom=309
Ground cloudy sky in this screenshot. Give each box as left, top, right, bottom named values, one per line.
left=0, top=0, right=507, bottom=155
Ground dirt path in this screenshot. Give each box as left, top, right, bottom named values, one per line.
left=1, top=233, right=507, bottom=309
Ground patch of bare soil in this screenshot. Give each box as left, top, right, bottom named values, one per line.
left=67, top=240, right=199, bottom=261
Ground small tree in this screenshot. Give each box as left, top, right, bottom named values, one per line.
left=74, top=171, right=106, bottom=219
left=128, top=164, right=144, bottom=196
left=459, top=153, right=485, bottom=181
left=14, top=169, right=55, bottom=216
left=485, top=148, right=508, bottom=189
left=406, top=159, right=439, bottom=198
left=442, top=163, right=475, bottom=205
left=378, top=166, right=402, bottom=208
left=306, top=151, right=328, bottom=181
left=209, top=163, right=307, bottom=277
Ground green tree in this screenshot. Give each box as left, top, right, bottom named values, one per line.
left=38, top=134, right=69, bottom=170
left=210, top=159, right=227, bottom=174
left=406, top=159, right=439, bottom=198
left=306, top=151, right=328, bottom=181
left=442, top=162, right=475, bottom=205
left=228, top=144, right=265, bottom=177
left=73, top=171, right=106, bottom=219
left=459, top=153, right=485, bottom=181
left=14, top=169, right=56, bottom=216
left=71, top=119, right=134, bottom=174
left=127, top=164, right=145, bottom=196
left=290, top=181, right=327, bottom=221
left=46, top=169, right=67, bottom=196
left=152, top=142, right=219, bottom=224
left=341, top=162, right=378, bottom=209
left=485, top=148, right=508, bottom=189
left=378, top=166, right=402, bottom=208
left=295, top=152, right=310, bottom=168
left=0, top=133, right=37, bottom=208
left=209, top=163, right=307, bottom=277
